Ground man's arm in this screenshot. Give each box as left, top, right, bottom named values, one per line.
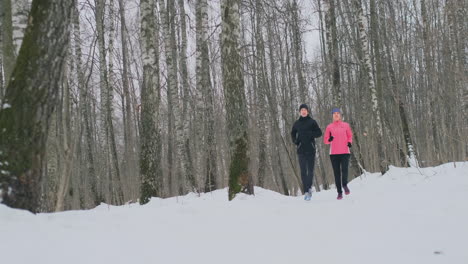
left=311, top=120, right=322, bottom=138
left=291, top=123, right=298, bottom=144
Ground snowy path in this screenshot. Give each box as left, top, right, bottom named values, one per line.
left=1, top=162, right=467, bottom=264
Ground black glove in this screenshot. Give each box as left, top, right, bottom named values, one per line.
left=347, top=142, right=352, bottom=148
left=328, top=132, right=334, bottom=142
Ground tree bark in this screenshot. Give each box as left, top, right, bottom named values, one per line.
left=1, top=0, right=16, bottom=84
left=161, top=0, right=185, bottom=195
left=254, top=0, right=268, bottom=188
left=177, top=0, right=197, bottom=193
left=118, top=0, right=138, bottom=201
left=290, top=0, right=307, bottom=101
left=354, top=0, right=387, bottom=174
left=139, top=0, right=162, bottom=204
left=95, top=0, right=124, bottom=204
left=72, top=1, right=100, bottom=206
left=420, top=0, right=441, bottom=163
left=0, top=0, right=73, bottom=213
left=196, top=0, right=218, bottom=192
left=325, top=0, right=342, bottom=107
left=221, top=0, right=253, bottom=200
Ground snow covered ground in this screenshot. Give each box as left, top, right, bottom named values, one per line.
left=1, top=162, right=467, bottom=264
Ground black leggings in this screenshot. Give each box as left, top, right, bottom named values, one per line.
left=330, top=154, right=350, bottom=194
left=298, top=153, right=315, bottom=193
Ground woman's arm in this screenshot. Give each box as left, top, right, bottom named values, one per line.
left=346, top=123, right=353, bottom=144
left=323, top=126, right=331, bottom=144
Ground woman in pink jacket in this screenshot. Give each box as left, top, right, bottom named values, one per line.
left=323, top=108, right=353, bottom=200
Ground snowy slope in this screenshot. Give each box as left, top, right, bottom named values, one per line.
left=1, top=162, right=467, bottom=264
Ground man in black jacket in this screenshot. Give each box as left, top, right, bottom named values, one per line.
left=291, top=104, right=322, bottom=200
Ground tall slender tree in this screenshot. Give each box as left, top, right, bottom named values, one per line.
left=161, top=0, right=184, bottom=195
left=140, top=0, right=162, bottom=204
left=221, top=0, right=253, bottom=200
left=95, top=0, right=124, bottom=204
left=290, top=0, right=307, bottom=101
left=253, top=0, right=268, bottom=188
left=325, top=0, right=342, bottom=107
left=196, top=0, right=218, bottom=192
left=118, top=0, right=138, bottom=199
left=72, top=1, right=100, bottom=205
left=353, top=0, right=387, bottom=174
left=178, top=0, right=197, bottom=193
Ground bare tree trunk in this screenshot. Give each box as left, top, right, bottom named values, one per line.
left=159, top=0, right=175, bottom=196
left=95, top=0, right=110, bottom=202
left=72, top=1, right=100, bottom=206
left=11, top=0, right=29, bottom=54
left=55, top=60, right=73, bottom=212
left=266, top=13, right=290, bottom=195
left=317, top=0, right=328, bottom=65
left=253, top=0, right=268, bottom=188
left=161, top=0, right=184, bottom=195
left=454, top=1, right=467, bottom=159
left=118, top=0, right=138, bottom=201
left=196, top=0, right=218, bottom=192
left=221, top=0, right=253, bottom=200
left=139, top=0, right=162, bottom=204
left=177, top=0, right=196, bottom=193
left=0, top=0, right=73, bottom=213
left=420, top=0, right=441, bottom=164
left=194, top=0, right=205, bottom=190
left=0, top=25, right=3, bottom=97
left=95, top=0, right=123, bottom=204
left=381, top=2, right=418, bottom=167
left=354, top=0, right=387, bottom=174
left=325, top=0, right=342, bottom=107
left=1, top=0, right=15, bottom=84
left=289, top=0, right=307, bottom=101
left=370, top=0, right=391, bottom=167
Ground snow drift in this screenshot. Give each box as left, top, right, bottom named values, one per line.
left=1, top=162, right=467, bottom=264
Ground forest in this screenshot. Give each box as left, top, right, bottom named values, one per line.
left=0, top=0, right=466, bottom=213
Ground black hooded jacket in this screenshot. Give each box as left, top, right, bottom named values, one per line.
left=291, top=115, right=322, bottom=154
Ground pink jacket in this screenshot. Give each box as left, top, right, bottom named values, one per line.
left=324, top=121, right=353, bottom=155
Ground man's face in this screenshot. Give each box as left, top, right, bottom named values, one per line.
left=300, top=108, right=308, bottom=117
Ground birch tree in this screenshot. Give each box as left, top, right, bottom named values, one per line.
left=353, top=0, right=387, bottom=174
left=117, top=0, right=138, bottom=198
left=196, top=0, right=218, bottom=192
left=289, top=0, right=307, bottom=101
left=324, top=0, right=342, bottom=107
left=221, top=0, right=253, bottom=200
left=95, top=0, right=124, bottom=204
left=253, top=0, right=268, bottom=188
left=160, top=0, right=181, bottom=195
left=72, top=1, right=101, bottom=206
left=178, top=0, right=197, bottom=193
left=140, top=0, right=162, bottom=204
left=380, top=1, right=418, bottom=167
